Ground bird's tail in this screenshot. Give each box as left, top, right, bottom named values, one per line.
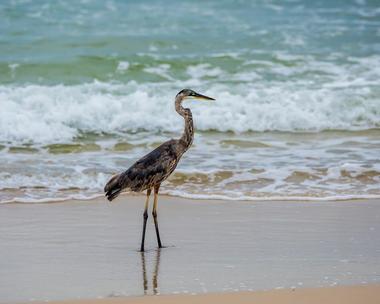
left=104, top=173, right=124, bottom=201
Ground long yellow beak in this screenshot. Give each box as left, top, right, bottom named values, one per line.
left=193, top=92, right=215, bottom=101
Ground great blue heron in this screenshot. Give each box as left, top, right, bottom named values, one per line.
left=104, top=89, right=215, bottom=251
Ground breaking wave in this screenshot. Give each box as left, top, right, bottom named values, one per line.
left=1, top=73, right=379, bottom=144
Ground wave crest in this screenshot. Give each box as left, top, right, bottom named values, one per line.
left=0, top=77, right=379, bottom=144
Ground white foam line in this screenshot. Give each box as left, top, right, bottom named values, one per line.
left=2, top=192, right=380, bottom=204
left=0, top=193, right=104, bottom=204
left=164, top=192, right=380, bottom=202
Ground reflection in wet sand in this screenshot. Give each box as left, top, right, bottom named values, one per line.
left=140, top=248, right=161, bottom=295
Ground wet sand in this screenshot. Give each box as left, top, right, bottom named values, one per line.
left=34, top=284, right=380, bottom=304
left=1, top=196, right=380, bottom=303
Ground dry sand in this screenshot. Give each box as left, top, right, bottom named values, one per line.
left=1, top=196, right=380, bottom=303
left=34, top=284, right=380, bottom=304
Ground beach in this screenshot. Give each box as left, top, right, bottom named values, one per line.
left=1, top=196, right=380, bottom=303
left=32, top=285, right=380, bottom=304
left=1, top=1, right=380, bottom=303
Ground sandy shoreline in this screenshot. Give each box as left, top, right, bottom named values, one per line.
left=1, top=196, right=380, bottom=302
left=32, top=284, right=380, bottom=304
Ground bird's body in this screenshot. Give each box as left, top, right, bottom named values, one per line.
left=104, top=89, right=214, bottom=251
left=105, top=139, right=181, bottom=199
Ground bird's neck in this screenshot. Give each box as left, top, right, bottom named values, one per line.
left=175, top=95, right=194, bottom=151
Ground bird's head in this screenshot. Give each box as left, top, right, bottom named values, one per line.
left=176, top=89, right=215, bottom=101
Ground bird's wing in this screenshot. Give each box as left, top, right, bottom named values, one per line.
left=119, top=140, right=179, bottom=191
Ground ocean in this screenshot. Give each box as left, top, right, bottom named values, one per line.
left=1, top=0, right=379, bottom=203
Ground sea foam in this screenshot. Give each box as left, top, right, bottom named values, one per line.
left=0, top=76, right=379, bottom=144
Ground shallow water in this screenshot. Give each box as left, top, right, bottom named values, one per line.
left=1, top=0, right=380, bottom=203
left=1, top=130, right=380, bottom=203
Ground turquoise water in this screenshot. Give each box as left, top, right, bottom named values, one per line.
left=0, top=0, right=380, bottom=202
left=1, top=0, right=379, bottom=84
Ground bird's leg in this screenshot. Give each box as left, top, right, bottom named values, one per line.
left=140, top=188, right=151, bottom=252
left=152, top=185, right=162, bottom=248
